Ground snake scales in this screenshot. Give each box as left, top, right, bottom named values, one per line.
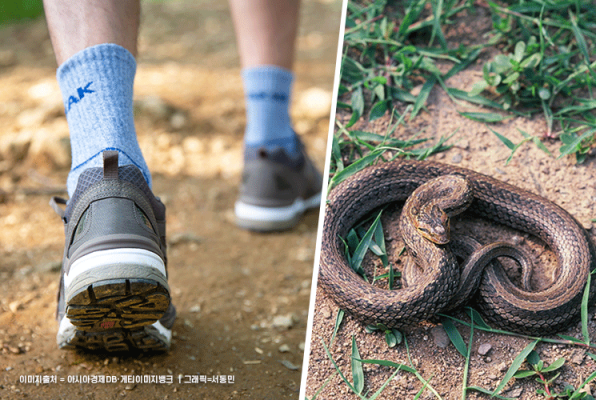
left=319, top=160, right=595, bottom=335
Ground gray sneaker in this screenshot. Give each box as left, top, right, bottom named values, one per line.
left=235, top=139, right=323, bottom=231
left=51, top=151, right=175, bottom=352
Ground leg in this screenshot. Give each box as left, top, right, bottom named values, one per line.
left=43, top=0, right=140, bottom=65
left=44, top=0, right=175, bottom=352
left=43, top=0, right=151, bottom=194
left=228, top=0, right=300, bottom=70
left=229, top=1, right=323, bottom=231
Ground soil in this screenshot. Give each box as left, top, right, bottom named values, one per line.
left=304, top=6, right=596, bottom=400
left=0, top=1, right=342, bottom=399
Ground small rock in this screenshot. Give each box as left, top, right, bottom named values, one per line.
left=495, top=167, right=506, bottom=175
left=485, top=356, right=492, bottom=363
left=104, top=358, right=109, bottom=366
left=125, top=384, right=136, bottom=391
left=280, top=360, right=300, bottom=371
left=272, top=314, right=296, bottom=329
left=488, top=373, right=498, bottom=380
left=571, top=350, right=586, bottom=365
left=169, top=112, right=187, bottom=130
left=278, top=344, right=291, bottom=353
left=189, top=305, right=201, bottom=313
left=451, top=153, right=463, bottom=163
left=430, top=325, right=450, bottom=348
left=478, top=343, right=492, bottom=356
left=321, top=307, right=332, bottom=319
left=298, top=342, right=305, bottom=351
left=505, top=387, right=523, bottom=398
left=458, top=139, right=470, bottom=150
left=497, top=362, right=508, bottom=372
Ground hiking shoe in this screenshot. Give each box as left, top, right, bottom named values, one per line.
left=50, top=150, right=175, bottom=352
left=235, top=139, right=323, bottom=231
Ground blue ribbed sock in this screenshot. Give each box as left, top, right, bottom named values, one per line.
left=241, top=66, right=298, bottom=156
left=57, top=43, right=151, bottom=198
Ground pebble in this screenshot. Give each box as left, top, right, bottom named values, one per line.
left=497, top=362, right=508, bottom=372
left=571, top=350, right=585, bottom=365
left=125, top=384, right=136, bottom=391
left=278, top=344, right=291, bottom=353
left=169, top=112, right=187, bottom=130
left=451, top=153, right=463, bottom=163
left=505, top=387, right=523, bottom=398
left=272, top=314, right=296, bottom=329
left=321, top=307, right=332, bottom=319
left=280, top=360, right=300, bottom=371
left=189, top=305, right=201, bottom=313
left=478, top=343, right=492, bottom=356
left=430, top=325, right=450, bottom=348
left=299, top=342, right=305, bottom=351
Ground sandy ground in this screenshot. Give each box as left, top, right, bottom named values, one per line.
left=304, top=6, right=596, bottom=400
left=0, top=0, right=342, bottom=399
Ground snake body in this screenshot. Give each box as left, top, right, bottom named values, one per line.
left=319, top=160, right=595, bottom=335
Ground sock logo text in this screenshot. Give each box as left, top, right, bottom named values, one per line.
left=66, top=82, right=95, bottom=113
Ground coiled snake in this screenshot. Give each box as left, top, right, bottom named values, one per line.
left=319, top=160, right=595, bottom=335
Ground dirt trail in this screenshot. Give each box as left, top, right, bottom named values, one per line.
left=0, top=1, right=342, bottom=399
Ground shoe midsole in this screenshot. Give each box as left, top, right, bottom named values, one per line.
left=234, top=192, right=321, bottom=222
left=64, top=248, right=167, bottom=290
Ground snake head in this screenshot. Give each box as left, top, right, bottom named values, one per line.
left=415, top=204, right=450, bottom=244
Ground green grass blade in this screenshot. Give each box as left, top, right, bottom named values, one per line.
left=368, top=368, right=403, bottom=400
left=459, top=111, right=508, bottom=123
left=447, top=87, right=505, bottom=110
left=410, top=75, right=437, bottom=120
left=356, top=358, right=416, bottom=374
left=347, top=86, right=365, bottom=128
left=321, top=339, right=365, bottom=400
left=373, top=218, right=388, bottom=267
left=581, top=272, right=591, bottom=345
left=492, top=340, right=539, bottom=396
left=327, top=149, right=385, bottom=192
left=569, top=11, right=596, bottom=80
left=351, top=336, right=365, bottom=395
left=488, top=126, right=516, bottom=150
left=442, top=319, right=467, bottom=357
left=351, top=211, right=383, bottom=275
left=557, top=334, right=584, bottom=344
left=570, top=370, right=596, bottom=400
left=306, top=370, right=339, bottom=400
left=330, top=309, right=345, bottom=346
left=467, top=386, right=515, bottom=400
left=332, top=134, right=344, bottom=173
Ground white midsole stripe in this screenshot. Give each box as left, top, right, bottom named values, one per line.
left=234, top=192, right=321, bottom=222
left=64, top=248, right=167, bottom=289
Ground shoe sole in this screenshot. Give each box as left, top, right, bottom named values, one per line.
left=234, top=192, right=321, bottom=231
left=57, top=317, right=171, bottom=352
left=64, top=249, right=170, bottom=331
